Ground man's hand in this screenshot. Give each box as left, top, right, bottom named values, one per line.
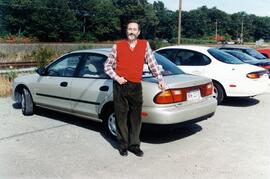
left=115, top=76, right=127, bottom=85
left=158, top=81, right=168, bottom=91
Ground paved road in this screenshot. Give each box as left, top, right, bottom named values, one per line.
left=0, top=94, right=269, bottom=179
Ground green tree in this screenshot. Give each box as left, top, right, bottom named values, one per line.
left=0, top=0, right=33, bottom=36
left=28, top=0, right=80, bottom=41
left=113, top=0, right=158, bottom=39
left=153, top=1, right=177, bottom=40
left=252, top=16, right=270, bottom=40
left=81, top=0, right=121, bottom=41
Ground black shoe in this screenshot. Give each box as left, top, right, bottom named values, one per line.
left=128, top=146, right=144, bottom=157
left=118, top=148, right=128, bottom=156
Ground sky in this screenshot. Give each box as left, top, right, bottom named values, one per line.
left=148, top=0, right=270, bottom=17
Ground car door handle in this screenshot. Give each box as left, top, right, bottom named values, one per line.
left=99, top=86, right=109, bottom=91
left=60, top=82, right=68, bottom=87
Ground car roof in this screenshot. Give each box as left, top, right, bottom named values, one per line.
left=69, top=48, right=111, bottom=56
left=157, top=45, right=212, bottom=51
left=156, top=45, right=212, bottom=53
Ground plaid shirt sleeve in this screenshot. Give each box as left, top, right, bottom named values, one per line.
left=104, top=44, right=118, bottom=80
left=145, top=42, right=164, bottom=82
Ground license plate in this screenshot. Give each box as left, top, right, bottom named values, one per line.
left=187, top=89, right=201, bottom=101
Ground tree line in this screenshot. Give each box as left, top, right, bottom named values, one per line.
left=0, top=0, right=269, bottom=42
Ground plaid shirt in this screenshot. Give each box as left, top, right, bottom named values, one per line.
left=104, top=41, right=164, bottom=82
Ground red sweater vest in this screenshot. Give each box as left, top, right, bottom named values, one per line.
left=115, top=39, right=147, bottom=83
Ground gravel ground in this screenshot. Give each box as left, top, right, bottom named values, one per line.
left=0, top=93, right=270, bottom=179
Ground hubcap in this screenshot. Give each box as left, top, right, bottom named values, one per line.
left=107, top=113, right=117, bottom=136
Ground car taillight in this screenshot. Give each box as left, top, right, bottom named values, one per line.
left=246, top=73, right=260, bottom=79
left=171, top=89, right=186, bottom=102
left=200, top=82, right=213, bottom=97
left=154, top=82, right=213, bottom=104
left=246, top=71, right=267, bottom=79
left=154, top=89, right=186, bottom=104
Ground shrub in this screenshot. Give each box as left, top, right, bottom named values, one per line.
left=148, top=39, right=171, bottom=50
left=0, top=51, right=7, bottom=58
left=73, top=44, right=94, bottom=51
left=5, top=67, right=18, bottom=81
left=181, top=38, right=216, bottom=44
left=31, top=47, right=57, bottom=68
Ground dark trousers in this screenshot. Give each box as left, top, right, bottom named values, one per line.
left=113, top=81, right=143, bottom=150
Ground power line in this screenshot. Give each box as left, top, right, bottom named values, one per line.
left=0, top=2, right=78, bottom=12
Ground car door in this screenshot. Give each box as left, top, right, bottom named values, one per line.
left=33, top=53, right=83, bottom=111
left=70, top=53, right=112, bottom=119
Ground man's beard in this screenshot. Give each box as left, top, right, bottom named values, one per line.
left=127, top=33, right=138, bottom=40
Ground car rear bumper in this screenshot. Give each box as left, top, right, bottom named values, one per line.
left=224, top=78, right=269, bottom=97
left=141, top=97, right=217, bottom=124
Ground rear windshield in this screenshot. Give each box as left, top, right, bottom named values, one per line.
left=143, top=53, right=184, bottom=78
left=226, top=51, right=259, bottom=63
left=246, top=49, right=267, bottom=59
left=208, top=48, right=244, bottom=64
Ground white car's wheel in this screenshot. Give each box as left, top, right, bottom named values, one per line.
left=213, top=82, right=224, bottom=104
left=21, top=88, right=34, bottom=115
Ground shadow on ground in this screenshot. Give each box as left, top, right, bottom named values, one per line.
left=14, top=105, right=203, bottom=148
left=221, top=97, right=259, bottom=107
left=140, top=123, right=202, bottom=144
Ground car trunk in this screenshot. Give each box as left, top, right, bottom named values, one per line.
left=142, top=74, right=212, bottom=107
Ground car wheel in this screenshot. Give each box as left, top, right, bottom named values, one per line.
left=213, top=82, right=224, bottom=104
left=102, top=107, right=117, bottom=139
left=21, top=88, right=34, bottom=115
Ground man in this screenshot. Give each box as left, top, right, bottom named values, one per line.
left=104, top=20, right=167, bottom=157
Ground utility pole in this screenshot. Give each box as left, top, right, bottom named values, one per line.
left=215, top=20, right=218, bottom=43
left=82, top=11, right=89, bottom=36
left=240, top=17, right=244, bottom=44
left=83, top=16, right=86, bottom=35
left=177, top=0, right=182, bottom=45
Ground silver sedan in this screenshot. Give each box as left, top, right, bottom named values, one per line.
left=12, top=49, right=217, bottom=137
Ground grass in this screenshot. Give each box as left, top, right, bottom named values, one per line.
left=0, top=75, right=12, bottom=97
left=0, top=43, right=113, bottom=63
left=0, top=71, right=34, bottom=97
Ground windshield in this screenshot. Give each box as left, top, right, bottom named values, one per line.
left=142, top=53, right=184, bottom=78
left=246, top=49, right=267, bottom=60
left=208, top=48, right=244, bottom=64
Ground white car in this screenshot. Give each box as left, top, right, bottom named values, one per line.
left=156, top=46, right=269, bottom=104
left=12, top=48, right=217, bottom=137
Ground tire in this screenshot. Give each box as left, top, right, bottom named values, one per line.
left=21, top=88, right=34, bottom=115
left=102, top=107, right=117, bottom=139
left=213, top=82, right=225, bottom=104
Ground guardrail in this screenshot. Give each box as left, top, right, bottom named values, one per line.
left=0, top=61, right=37, bottom=69
left=0, top=67, right=36, bottom=74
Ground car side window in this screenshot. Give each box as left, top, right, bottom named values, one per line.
left=78, top=54, right=108, bottom=78
left=47, top=54, right=82, bottom=77
left=175, top=50, right=211, bottom=66
left=156, top=49, right=178, bottom=64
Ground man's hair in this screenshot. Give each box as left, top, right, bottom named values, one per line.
left=126, top=20, right=140, bottom=30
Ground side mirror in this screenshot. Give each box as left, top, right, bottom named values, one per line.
left=36, top=67, right=46, bottom=76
